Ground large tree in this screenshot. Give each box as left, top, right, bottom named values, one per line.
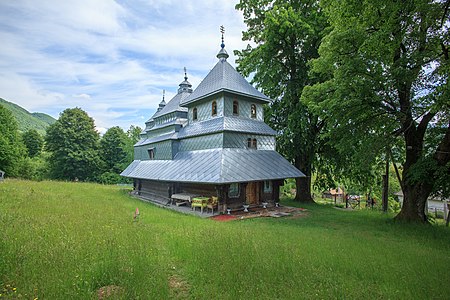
left=100, top=126, right=129, bottom=174
left=235, top=0, right=329, bottom=202
left=22, top=129, right=44, bottom=158
left=303, top=0, right=449, bottom=222
left=0, top=105, right=25, bottom=176
left=45, top=108, right=102, bottom=181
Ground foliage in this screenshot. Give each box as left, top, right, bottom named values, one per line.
left=303, top=0, right=450, bottom=222
left=22, top=129, right=44, bottom=158
left=235, top=0, right=329, bottom=202
left=45, top=107, right=102, bottom=181
left=0, top=98, right=55, bottom=135
left=98, top=171, right=125, bottom=185
left=99, top=126, right=129, bottom=174
left=1, top=179, right=449, bottom=298
left=126, top=125, right=142, bottom=145
left=0, top=105, right=26, bottom=177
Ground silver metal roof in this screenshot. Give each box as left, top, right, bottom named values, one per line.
left=135, top=132, right=178, bottom=147
left=121, top=148, right=304, bottom=184
left=177, top=116, right=276, bottom=139
left=152, top=91, right=189, bottom=119
left=180, top=59, right=271, bottom=106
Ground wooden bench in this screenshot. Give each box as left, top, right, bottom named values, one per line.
left=170, top=193, right=199, bottom=206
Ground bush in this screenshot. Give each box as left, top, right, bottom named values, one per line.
left=98, top=172, right=124, bottom=185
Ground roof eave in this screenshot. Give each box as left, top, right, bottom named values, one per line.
left=180, top=88, right=271, bottom=107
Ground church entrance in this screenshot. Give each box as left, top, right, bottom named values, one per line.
left=246, top=182, right=260, bottom=205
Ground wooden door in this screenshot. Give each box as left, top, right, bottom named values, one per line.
left=246, top=182, right=260, bottom=205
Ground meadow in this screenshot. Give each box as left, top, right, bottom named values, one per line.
left=1, top=179, right=449, bottom=299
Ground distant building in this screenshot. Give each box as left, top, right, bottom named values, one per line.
left=322, top=188, right=344, bottom=201
left=121, top=34, right=304, bottom=212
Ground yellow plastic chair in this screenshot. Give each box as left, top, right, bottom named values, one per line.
left=191, top=197, right=209, bottom=213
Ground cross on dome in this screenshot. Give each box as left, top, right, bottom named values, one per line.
left=217, top=25, right=229, bottom=60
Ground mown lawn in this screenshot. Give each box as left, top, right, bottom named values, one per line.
left=0, top=179, right=449, bottom=299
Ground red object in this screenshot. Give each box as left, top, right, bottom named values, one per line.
left=210, top=214, right=237, bottom=222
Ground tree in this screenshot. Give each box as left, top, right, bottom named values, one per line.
left=125, top=125, right=142, bottom=164
left=45, top=108, right=102, bottom=181
left=0, top=105, right=25, bottom=176
left=235, top=0, right=329, bottom=202
left=303, top=0, right=449, bottom=222
left=100, top=126, right=129, bottom=174
left=127, top=125, right=142, bottom=144
left=22, top=129, right=44, bottom=158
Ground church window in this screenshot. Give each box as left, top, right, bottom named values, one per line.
left=148, top=148, right=155, bottom=159
left=229, top=183, right=240, bottom=198
left=193, top=107, right=198, bottom=121
left=247, top=138, right=257, bottom=149
left=233, top=100, right=239, bottom=115
left=212, top=101, right=217, bottom=116
left=251, top=104, right=257, bottom=118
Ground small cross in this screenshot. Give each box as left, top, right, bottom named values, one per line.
left=184, top=67, right=187, bottom=80
left=220, top=25, right=225, bottom=48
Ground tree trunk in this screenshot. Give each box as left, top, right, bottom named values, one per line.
left=294, top=176, right=313, bottom=202
left=294, top=157, right=314, bottom=203
left=394, top=182, right=431, bottom=223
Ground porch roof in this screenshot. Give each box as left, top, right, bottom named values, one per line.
left=121, top=148, right=304, bottom=184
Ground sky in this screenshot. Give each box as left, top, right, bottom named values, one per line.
left=0, top=0, right=249, bottom=134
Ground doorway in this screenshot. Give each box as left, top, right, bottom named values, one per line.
left=246, top=182, right=260, bottom=205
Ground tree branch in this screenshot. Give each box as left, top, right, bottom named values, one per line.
left=416, top=111, right=436, bottom=143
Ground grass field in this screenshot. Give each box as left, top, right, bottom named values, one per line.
left=1, top=179, right=449, bottom=299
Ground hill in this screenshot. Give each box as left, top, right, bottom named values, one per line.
left=0, top=179, right=449, bottom=299
left=0, top=98, right=56, bottom=135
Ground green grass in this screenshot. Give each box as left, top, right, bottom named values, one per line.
left=1, top=180, right=449, bottom=299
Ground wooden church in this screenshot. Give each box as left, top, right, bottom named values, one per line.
left=121, top=32, right=304, bottom=213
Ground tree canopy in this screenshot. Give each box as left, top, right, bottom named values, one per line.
left=303, top=0, right=450, bottom=222
left=235, top=0, right=329, bottom=202
left=100, top=126, right=129, bottom=174
left=22, top=129, right=44, bottom=158
left=45, top=107, right=102, bottom=181
left=0, top=105, right=25, bottom=176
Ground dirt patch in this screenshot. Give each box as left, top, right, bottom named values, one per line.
left=213, top=206, right=308, bottom=220
left=168, top=274, right=190, bottom=299
left=97, top=285, right=125, bottom=299
left=210, top=214, right=238, bottom=222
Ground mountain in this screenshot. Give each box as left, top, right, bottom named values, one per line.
left=0, top=98, right=56, bottom=135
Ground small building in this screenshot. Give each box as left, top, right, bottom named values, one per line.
left=322, top=188, right=344, bottom=201
left=121, top=34, right=304, bottom=212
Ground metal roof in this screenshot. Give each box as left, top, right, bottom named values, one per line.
left=177, top=116, right=276, bottom=139
left=135, top=132, right=178, bottom=146
left=180, top=59, right=271, bottom=106
left=152, top=91, right=189, bottom=119
left=121, top=148, right=304, bottom=184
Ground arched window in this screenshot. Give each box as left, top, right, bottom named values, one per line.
left=148, top=148, right=155, bottom=159
left=252, top=138, right=257, bottom=149
left=247, top=138, right=252, bottom=148
left=233, top=100, right=239, bottom=115
left=251, top=104, right=257, bottom=118
left=193, top=107, right=198, bottom=121
left=212, top=101, right=217, bottom=116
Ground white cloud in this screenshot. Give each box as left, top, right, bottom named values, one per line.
left=0, top=0, right=248, bottom=130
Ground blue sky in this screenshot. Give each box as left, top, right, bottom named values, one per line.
left=0, top=0, right=248, bottom=133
